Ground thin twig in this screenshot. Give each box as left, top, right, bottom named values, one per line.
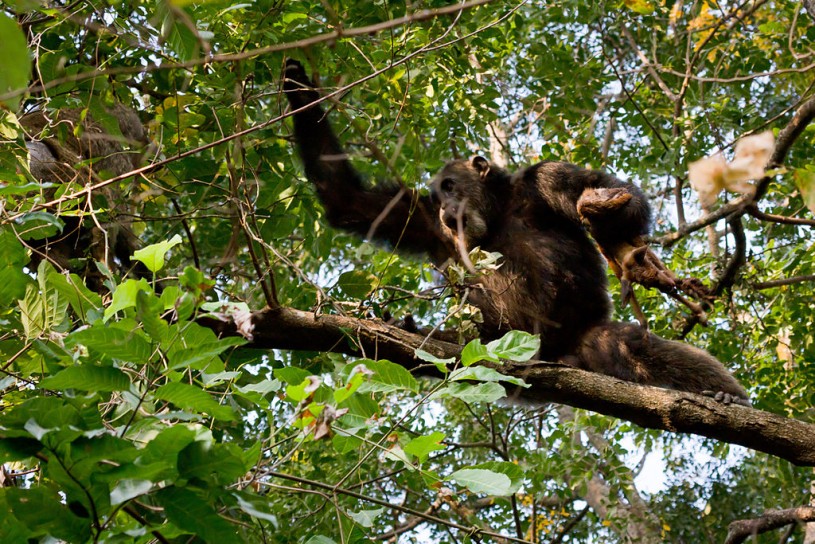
left=2, top=0, right=499, bottom=102
left=265, top=471, right=532, bottom=543
left=3, top=0, right=515, bottom=225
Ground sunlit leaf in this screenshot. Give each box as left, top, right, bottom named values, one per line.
left=448, top=468, right=513, bottom=496
left=132, top=234, right=183, bottom=274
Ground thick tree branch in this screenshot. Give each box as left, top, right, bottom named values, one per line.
left=725, top=506, right=815, bottom=544
left=201, top=307, right=815, bottom=466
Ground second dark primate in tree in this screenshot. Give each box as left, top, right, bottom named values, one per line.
left=20, top=103, right=149, bottom=291
left=283, top=59, right=748, bottom=405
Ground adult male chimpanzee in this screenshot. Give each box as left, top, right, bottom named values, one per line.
left=282, top=59, right=748, bottom=405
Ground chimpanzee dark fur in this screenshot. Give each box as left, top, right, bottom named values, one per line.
left=283, top=59, right=748, bottom=404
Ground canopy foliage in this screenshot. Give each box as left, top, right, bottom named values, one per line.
left=1, top=1, right=815, bottom=542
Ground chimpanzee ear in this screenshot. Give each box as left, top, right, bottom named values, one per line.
left=471, top=156, right=491, bottom=180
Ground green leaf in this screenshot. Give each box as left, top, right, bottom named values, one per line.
left=286, top=377, right=319, bottom=402
left=348, top=507, right=385, bottom=528
left=158, top=3, right=201, bottom=62
left=0, top=227, right=28, bottom=266
left=333, top=371, right=365, bottom=404
left=470, top=461, right=524, bottom=494
left=45, top=266, right=102, bottom=321
left=167, top=337, right=246, bottom=370
left=0, top=491, right=30, bottom=542
left=448, top=468, right=512, bottom=496
left=178, top=441, right=247, bottom=483
left=449, top=366, right=529, bottom=387
left=40, top=365, right=130, bottom=392
left=434, top=382, right=507, bottom=403
left=110, top=479, right=152, bottom=505
left=202, top=370, right=241, bottom=386
left=0, top=235, right=29, bottom=300
left=403, top=431, right=446, bottom=462
left=461, top=338, right=498, bottom=366
left=234, top=493, right=279, bottom=525
left=274, top=366, right=312, bottom=384
left=305, top=537, right=337, bottom=544
left=155, top=382, right=236, bottom=421
left=234, top=378, right=280, bottom=397
left=361, top=359, right=418, bottom=393
left=67, top=326, right=152, bottom=363
left=337, top=270, right=376, bottom=298
left=104, top=278, right=152, bottom=321
left=179, top=265, right=215, bottom=295
left=281, top=11, right=308, bottom=24
left=486, top=331, right=540, bottom=362
left=17, top=265, right=69, bottom=339
left=623, top=0, right=655, bottom=14
left=415, top=349, right=454, bottom=373
left=0, top=266, right=31, bottom=304
left=16, top=211, right=64, bottom=240
left=3, top=487, right=91, bottom=542
left=132, top=234, right=183, bottom=274
left=0, top=14, right=31, bottom=110
left=794, top=166, right=815, bottom=215
left=136, top=289, right=169, bottom=342
left=156, top=487, right=239, bottom=543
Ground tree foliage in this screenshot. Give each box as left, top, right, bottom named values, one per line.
left=1, top=0, right=815, bottom=542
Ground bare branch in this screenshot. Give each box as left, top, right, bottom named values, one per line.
left=754, top=274, right=815, bottom=290
left=725, top=506, right=815, bottom=544
left=747, top=205, right=815, bottom=227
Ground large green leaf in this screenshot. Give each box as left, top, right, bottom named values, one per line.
left=361, top=359, right=419, bottom=393
left=155, top=382, right=236, bottom=421
left=0, top=14, right=31, bottom=110
left=67, top=326, right=152, bottom=363
left=132, top=234, right=183, bottom=274
left=448, top=468, right=513, bottom=496
left=40, top=365, right=130, bottom=392
left=157, top=487, right=240, bottom=543
left=3, top=487, right=91, bottom=542
left=17, top=264, right=69, bottom=340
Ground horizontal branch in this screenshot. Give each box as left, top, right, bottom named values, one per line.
left=201, top=306, right=815, bottom=466
left=747, top=205, right=815, bottom=227
left=725, top=506, right=815, bottom=544
left=754, top=274, right=815, bottom=290
left=655, top=194, right=749, bottom=246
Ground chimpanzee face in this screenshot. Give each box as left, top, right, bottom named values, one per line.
left=431, top=157, right=494, bottom=245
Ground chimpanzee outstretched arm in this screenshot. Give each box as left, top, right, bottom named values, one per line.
left=283, top=60, right=454, bottom=264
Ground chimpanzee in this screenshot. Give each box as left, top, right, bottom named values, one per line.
left=283, top=59, right=748, bottom=404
